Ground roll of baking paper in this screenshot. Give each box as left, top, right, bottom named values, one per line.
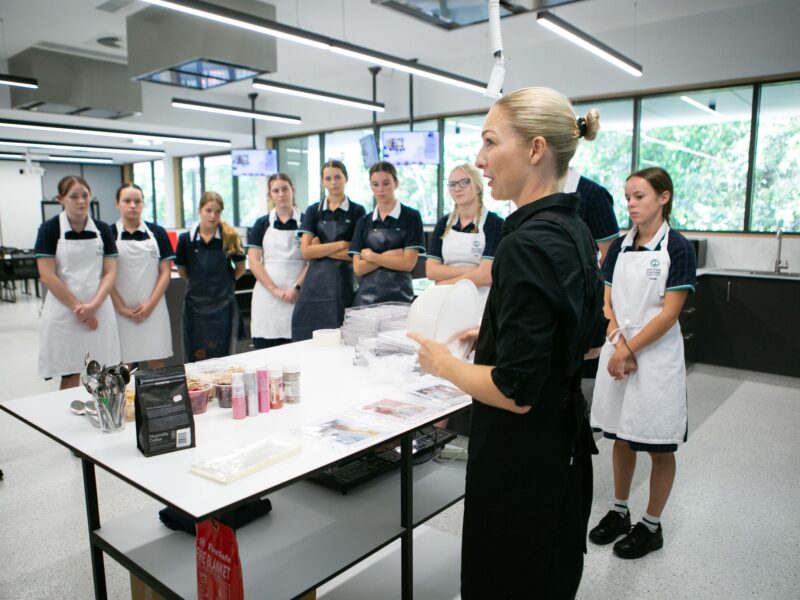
left=312, top=329, right=342, bottom=346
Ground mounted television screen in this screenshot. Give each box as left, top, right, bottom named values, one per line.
left=231, top=149, right=278, bottom=177
left=380, top=130, right=439, bottom=165
left=359, top=133, right=380, bottom=169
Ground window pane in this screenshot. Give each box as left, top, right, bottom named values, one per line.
left=237, top=175, right=263, bottom=227
left=152, top=160, right=166, bottom=225
left=202, top=154, right=234, bottom=224
left=324, top=127, right=375, bottom=209
left=380, top=120, right=438, bottom=224
left=278, top=135, right=320, bottom=212
left=639, top=87, right=753, bottom=231
left=132, top=162, right=154, bottom=222
left=181, top=156, right=201, bottom=227
left=571, top=99, right=633, bottom=227
left=751, top=81, right=800, bottom=233
left=442, top=114, right=512, bottom=218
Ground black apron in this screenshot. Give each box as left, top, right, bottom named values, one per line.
left=351, top=226, right=413, bottom=307
left=182, top=227, right=239, bottom=362
left=461, top=208, right=601, bottom=600
left=291, top=208, right=357, bottom=341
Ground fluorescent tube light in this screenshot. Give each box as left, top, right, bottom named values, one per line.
left=0, top=74, right=39, bottom=89
left=641, top=134, right=720, bottom=162
left=536, top=11, right=643, bottom=78
left=141, top=0, right=330, bottom=49
left=328, top=43, right=488, bottom=94
left=0, top=118, right=230, bottom=147
left=142, top=0, right=488, bottom=95
left=0, top=152, right=25, bottom=160
left=0, top=139, right=165, bottom=157
left=48, top=156, right=114, bottom=164
left=252, top=79, right=385, bottom=113
left=680, top=96, right=725, bottom=119
left=171, top=99, right=302, bottom=124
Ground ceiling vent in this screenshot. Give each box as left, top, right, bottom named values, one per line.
left=8, top=48, right=142, bottom=119
left=127, top=0, right=277, bottom=90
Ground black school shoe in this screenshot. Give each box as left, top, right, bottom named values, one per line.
left=589, top=510, right=631, bottom=545
left=613, top=522, right=664, bottom=559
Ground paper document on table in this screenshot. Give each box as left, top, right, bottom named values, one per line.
left=297, top=416, right=391, bottom=451
left=190, top=438, right=301, bottom=484
left=354, top=398, right=442, bottom=423
left=404, top=378, right=471, bottom=407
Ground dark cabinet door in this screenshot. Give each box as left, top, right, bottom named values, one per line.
left=729, top=277, right=800, bottom=377
left=694, top=275, right=800, bottom=377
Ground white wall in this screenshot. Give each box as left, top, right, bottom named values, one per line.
left=0, top=161, right=44, bottom=250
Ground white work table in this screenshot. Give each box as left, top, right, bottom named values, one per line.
left=1, top=341, right=470, bottom=600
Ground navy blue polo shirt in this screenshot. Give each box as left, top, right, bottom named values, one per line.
left=427, top=210, right=504, bottom=262
left=297, top=197, right=366, bottom=242
left=246, top=213, right=300, bottom=248
left=603, top=228, right=697, bottom=293
left=348, top=202, right=426, bottom=256
left=174, top=226, right=246, bottom=269
left=577, top=176, right=620, bottom=243
left=34, top=214, right=118, bottom=257
left=110, top=221, right=175, bottom=261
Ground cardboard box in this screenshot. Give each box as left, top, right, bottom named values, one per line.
left=130, top=573, right=167, bottom=600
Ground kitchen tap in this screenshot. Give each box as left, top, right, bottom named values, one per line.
left=774, top=230, right=788, bottom=273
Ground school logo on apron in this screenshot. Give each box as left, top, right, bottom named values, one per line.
left=471, top=239, right=482, bottom=257
left=646, top=258, right=661, bottom=280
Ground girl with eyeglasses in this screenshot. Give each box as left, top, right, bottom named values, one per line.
left=426, top=163, right=504, bottom=311
left=349, top=161, right=425, bottom=306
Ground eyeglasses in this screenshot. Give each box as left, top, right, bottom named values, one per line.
left=447, top=178, right=471, bottom=190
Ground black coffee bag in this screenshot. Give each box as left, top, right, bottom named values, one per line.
left=135, top=366, right=196, bottom=457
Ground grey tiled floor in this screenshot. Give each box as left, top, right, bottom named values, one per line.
left=1, top=293, right=798, bottom=599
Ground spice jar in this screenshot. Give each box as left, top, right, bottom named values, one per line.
left=284, top=364, right=301, bottom=404
left=257, top=368, right=270, bottom=413
left=231, top=372, right=246, bottom=420
left=268, top=366, right=284, bottom=410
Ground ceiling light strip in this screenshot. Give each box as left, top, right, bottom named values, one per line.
left=536, top=11, right=643, bottom=78
left=0, top=139, right=165, bottom=157
left=142, top=0, right=330, bottom=49
left=141, top=0, right=488, bottom=94
left=48, top=156, right=115, bottom=164
left=171, top=99, right=302, bottom=124
left=0, top=118, right=230, bottom=147
left=251, top=79, right=385, bottom=113
left=680, top=96, right=725, bottom=119
left=0, top=74, right=39, bottom=89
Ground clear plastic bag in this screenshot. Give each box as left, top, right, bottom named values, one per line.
left=190, top=438, right=301, bottom=484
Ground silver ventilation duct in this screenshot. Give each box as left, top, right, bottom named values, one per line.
left=127, top=0, right=277, bottom=90
left=8, top=48, right=142, bottom=119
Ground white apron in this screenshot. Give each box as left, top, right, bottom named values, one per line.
left=591, top=222, right=687, bottom=445
left=250, top=209, right=305, bottom=340
left=114, top=220, right=173, bottom=363
left=441, top=207, right=491, bottom=308
left=38, top=212, right=120, bottom=378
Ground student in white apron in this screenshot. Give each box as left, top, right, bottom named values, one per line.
left=426, top=162, right=504, bottom=312
left=109, top=183, right=174, bottom=367
left=590, top=167, right=697, bottom=559
left=247, top=173, right=307, bottom=348
left=349, top=161, right=426, bottom=306
left=34, top=175, right=120, bottom=389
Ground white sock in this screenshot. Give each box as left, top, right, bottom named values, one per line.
left=642, top=512, right=660, bottom=532
left=613, top=498, right=629, bottom=515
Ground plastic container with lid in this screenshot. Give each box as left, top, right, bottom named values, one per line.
left=231, top=372, right=246, bottom=420
left=284, top=365, right=301, bottom=404
left=269, top=366, right=284, bottom=410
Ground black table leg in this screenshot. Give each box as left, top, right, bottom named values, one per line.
left=400, top=432, right=413, bottom=600
left=81, top=459, right=108, bottom=600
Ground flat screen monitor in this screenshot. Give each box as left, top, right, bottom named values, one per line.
left=380, top=130, right=439, bottom=165
left=359, top=133, right=380, bottom=169
left=231, top=149, right=278, bottom=177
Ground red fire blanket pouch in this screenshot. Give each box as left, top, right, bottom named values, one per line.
left=196, top=519, right=244, bottom=600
